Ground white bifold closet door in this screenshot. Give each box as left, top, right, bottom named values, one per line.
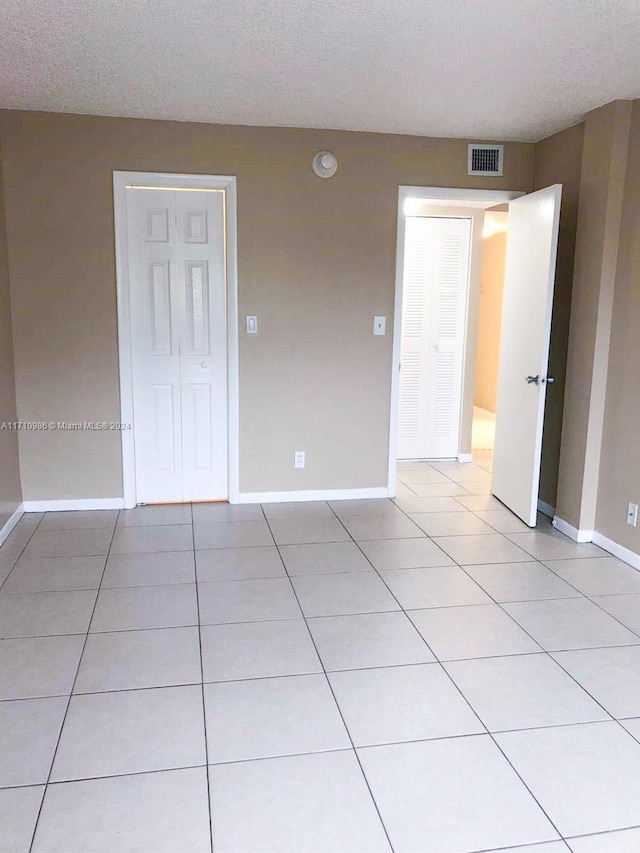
left=398, top=216, right=471, bottom=459
left=126, top=187, right=228, bottom=504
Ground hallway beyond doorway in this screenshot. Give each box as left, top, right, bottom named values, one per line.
left=472, top=405, right=496, bottom=452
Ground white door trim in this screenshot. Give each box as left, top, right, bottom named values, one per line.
left=113, top=171, right=239, bottom=508
left=389, top=186, right=522, bottom=495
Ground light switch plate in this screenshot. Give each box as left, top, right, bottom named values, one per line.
left=373, top=316, right=386, bottom=335
left=246, top=315, right=258, bottom=334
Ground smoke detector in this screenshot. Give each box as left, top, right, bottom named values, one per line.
left=312, top=151, right=338, bottom=178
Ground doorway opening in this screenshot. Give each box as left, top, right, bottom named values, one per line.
left=392, top=189, right=517, bottom=473
left=113, top=172, right=240, bottom=509
left=471, top=208, right=510, bottom=459
left=389, top=184, right=562, bottom=527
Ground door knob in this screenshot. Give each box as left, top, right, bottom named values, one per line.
left=201, top=361, right=209, bottom=369
left=526, top=375, right=540, bottom=385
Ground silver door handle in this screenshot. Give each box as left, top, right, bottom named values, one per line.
left=526, top=375, right=540, bottom=385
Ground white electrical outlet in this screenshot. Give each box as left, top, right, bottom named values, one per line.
left=627, top=502, right=638, bottom=527
left=294, top=451, right=305, bottom=469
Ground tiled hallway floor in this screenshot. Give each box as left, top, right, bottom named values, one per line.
left=2, top=458, right=640, bottom=851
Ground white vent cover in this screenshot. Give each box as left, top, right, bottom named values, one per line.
left=468, top=144, right=504, bottom=176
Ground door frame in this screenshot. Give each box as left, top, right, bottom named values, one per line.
left=389, top=186, right=522, bottom=495
left=113, top=171, right=239, bottom=508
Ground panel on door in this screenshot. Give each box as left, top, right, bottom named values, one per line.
left=397, top=216, right=471, bottom=459
left=176, top=191, right=228, bottom=501
left=126, top=187, right=228, bottom=504
left=127, top=189, right=183, bottom=504
left=492, top=185, right=562, bottom=526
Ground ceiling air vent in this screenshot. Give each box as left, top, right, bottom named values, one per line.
left=468, top=144, right=504, bottom=176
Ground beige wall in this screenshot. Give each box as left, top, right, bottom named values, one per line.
left=533, top=121, right=585, bottom=510
left=556, top=102, right=632, bottom=528
left=474, top=215, right=508, bottom=413
left=0, top=137, right=22, bottom=526
left=596, top=100, right=640, bottom=551
left=0, top=110, right=534, bottom=499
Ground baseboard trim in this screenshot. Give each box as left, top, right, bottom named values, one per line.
left=592, top=531, right=640, bottom=571
left=234, top=487, right=390, bottom=505
left=22, top=498, right=125, bottom=513
left=537, top=499, right=556, bottom=519
left=457, top=453, right=473, bottom=463
left=0, top=503, right=25, bottom=545
left=552, top=516, right=594, bottom=543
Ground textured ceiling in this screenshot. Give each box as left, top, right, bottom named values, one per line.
left=2, top=0, right=640, bottom=142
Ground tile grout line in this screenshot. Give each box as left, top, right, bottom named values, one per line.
left=471, top=837, right=573, bottom=852
left=445, top=554, right=640, bottom=819
left=433, top=554, right=632, bottom=741
left=0, top=512, right=47, bottom=592
left=538, top=562, right=640, bottom=640
left=261, top=480, right=637, bottom=846
left=323, top=500, right=570, bottom=847
left=188, top=503, right=215, bottom=853
left=563, top=822, right=640, bottom=846
left=26, top=511, right=118, bottom=853
left=446, top=560, right=640, bottom=737
left=382, top=484, right=640, bottom=648
left=260, top=507, right=398, bottom=853
left=10, top=721, right=640, bottom=792
left=6, top=493, right=640, bottom=847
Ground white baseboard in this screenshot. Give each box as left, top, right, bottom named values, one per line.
left=552, top=516, right=594, bottom=543
left=592, top=531, right=640, bottom=571
left=537, top=499, right=556, bottom=519
left=0, top=503, right=25, bottom=545
left=234, top=487, right=390, bottom=505
left=457, top=453, right=473, bottom=463
left=22, top=498, right=125, bottom=513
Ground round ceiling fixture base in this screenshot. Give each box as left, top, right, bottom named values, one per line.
left=312, top=151, right=338, bottom=178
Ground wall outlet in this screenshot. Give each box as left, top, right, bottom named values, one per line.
left=627, top=502, right=638, bottom=527
left=294, top=451, right=305, bottom=469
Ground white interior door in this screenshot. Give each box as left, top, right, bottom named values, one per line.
left=492, top=184, right=562, bottom=526
left=127, top=187, right=228, bottom=504
left=398, top=216, right=471, bottom=459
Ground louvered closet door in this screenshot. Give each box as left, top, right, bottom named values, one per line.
left=127, top=188, right=228, bottom=504
left=398, top=216, right=471, bottom=459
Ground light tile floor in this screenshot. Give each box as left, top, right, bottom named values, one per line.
left=1, top=456, right=640, bottom=851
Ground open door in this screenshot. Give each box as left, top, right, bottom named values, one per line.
left=492, top=185, right=562, bottom=526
